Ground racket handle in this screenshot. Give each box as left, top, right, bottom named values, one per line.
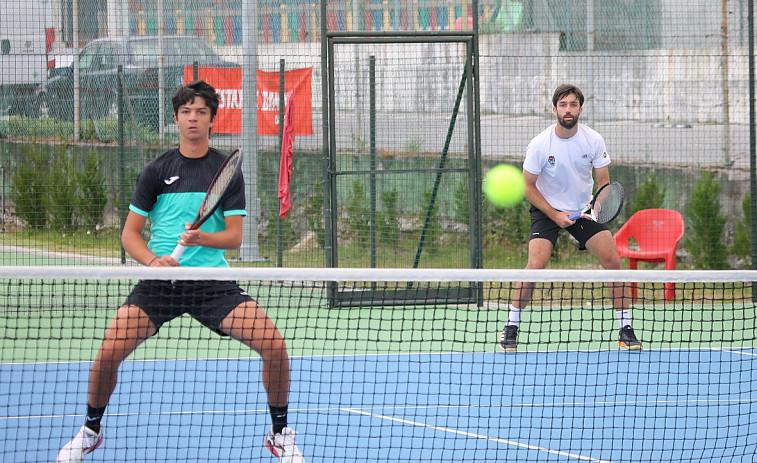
left=568, top=211, right=581, bottom=220
left=170, top=243, right=187, bottom=261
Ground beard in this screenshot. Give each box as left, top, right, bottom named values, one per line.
left=558, top=114, right=579, bottom=130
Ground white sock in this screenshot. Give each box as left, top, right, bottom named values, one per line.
left=507, top=304, right=523, bottom=327
left=617, top=309, right=631, bottom=329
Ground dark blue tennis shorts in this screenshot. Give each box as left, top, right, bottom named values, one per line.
left=528, top=205, right=610, bottom=250
left=124, top=279, right=254, bottom=335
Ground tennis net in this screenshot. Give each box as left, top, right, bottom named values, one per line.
left=1, top=266, right=756, bottom=462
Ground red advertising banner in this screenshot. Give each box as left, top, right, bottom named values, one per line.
left=257, top=67, right=313, bottom=136
left=183, top=66, right=243, bottom=134
left=182, top=66, right=312, bottom=136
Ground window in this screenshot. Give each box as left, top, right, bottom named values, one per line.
left=96, top=42, right=116, bottom=70
left=78, top=45, right=99, bottom=71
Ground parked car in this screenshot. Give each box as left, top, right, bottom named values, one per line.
left=36, top=35, right=236, bottom=128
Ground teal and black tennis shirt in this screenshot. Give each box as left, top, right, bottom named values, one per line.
left=129, top=148, right=247, bottom=267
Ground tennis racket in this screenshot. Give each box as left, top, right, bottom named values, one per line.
left=568, top=181, right=624, bottom=224
left=170, top=148, right=244, bottom=261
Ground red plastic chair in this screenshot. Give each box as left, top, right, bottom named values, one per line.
left=614, top=209, right=685, bottom=301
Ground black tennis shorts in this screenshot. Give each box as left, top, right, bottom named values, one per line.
left=528, top=205, right=610, bottom=250
left=124, top=279, right=254, bottom=335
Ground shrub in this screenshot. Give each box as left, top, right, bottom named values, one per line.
left=632, top=173, right=666, bottom=214
left=453, top=180, right=470, bottom=227
left=76, top=151, right=108, bottom=230
left=262, top=208, right=296, bottom=253
left=730, top=192, right=751, bottom=266
left=377, top=188, right=399, bottom=244
left=10, top=145, right=49, bottom=229
left=305, top=182, right=325, bottom=249
left=10, top=145, right=109, bottom=231
left=45, top=145, right=78, bottom=229
left=419, top=187, right=442, bottom=254
left=346, top=179, right=370, bottom=245
left=684, top=172, right=727, bottom=269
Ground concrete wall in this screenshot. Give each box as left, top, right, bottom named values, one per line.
left=241, top=32, right=751, bottom=126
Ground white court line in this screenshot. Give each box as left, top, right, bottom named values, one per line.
left=5, top=396, right=757, bottom=422
left=4, top=345, right=757, bottom=366
left=711, top=346, right=757, bottom=357
left=0, top=245, right=135, bottom=265
left=342, top=407, right=616, bottom=463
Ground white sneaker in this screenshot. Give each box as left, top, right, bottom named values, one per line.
left=264, top=426, right=305, bottom=463
left=56, top=425, right=103, bottom=462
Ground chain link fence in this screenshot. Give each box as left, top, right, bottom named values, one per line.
left=0, top=0, right=753, bottom=269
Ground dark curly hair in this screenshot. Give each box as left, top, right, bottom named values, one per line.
left=552, top=84, right=584, bottom=108
left=171, top=80, right=220, bottom=119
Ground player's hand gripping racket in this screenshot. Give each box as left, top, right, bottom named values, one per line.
left=568, top=181, right=624, bottom=224
left=170, top=148, right=244, bottom=261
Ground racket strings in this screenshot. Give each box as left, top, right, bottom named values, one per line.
left=593, top=187, right=623, bottom=223
left=197, top=152, right=242, bottom=219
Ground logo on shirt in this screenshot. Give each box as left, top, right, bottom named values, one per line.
left=164, top=176, right=180, bottom=185
left=547, top=155, right=556, bottom=166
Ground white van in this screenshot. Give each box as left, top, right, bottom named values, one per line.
left=0, top=0, right=55, bottom=116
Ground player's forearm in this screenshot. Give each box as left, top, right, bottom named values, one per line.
left=525, top=185, right=575, bottom=228
left=200, top=230, right=243, bottom=250
left=180, top=229, right=243, bottom=250
left=121, top=235, right=157, bottom=266
left=525, top=185, right=555, bottom=217
left=594, top=167, right=610, bottom=189
left=120, top=211, right=162, bottom=266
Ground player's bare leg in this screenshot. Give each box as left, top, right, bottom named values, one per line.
left=89, top=305, right=157, bottom=407
left=57, top=305, right=156, bottom=462
left=586, top=231, right=642, bottom=350
left=501, top=238, right=553, bottom=352
left=220, top=301, right=290, bottom=406
left=220, top=302, right=305, bottom=462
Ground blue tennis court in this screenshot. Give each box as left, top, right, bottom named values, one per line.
left=3, top=348, right=756, bottom=462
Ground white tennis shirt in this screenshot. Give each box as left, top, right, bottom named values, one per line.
left=522, top=123, right=610, bottom=213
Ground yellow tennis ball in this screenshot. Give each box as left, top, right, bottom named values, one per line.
left=483, top=164, right=525, bottom=208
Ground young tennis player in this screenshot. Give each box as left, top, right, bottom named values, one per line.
left=57, top=80, right=305, bottom=462
left=499, top=84, right=642, bottom=353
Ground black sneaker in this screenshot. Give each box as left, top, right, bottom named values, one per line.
left=499, top=325, right=519, bottom=352
left=617, top=325, right=643, bottom=350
